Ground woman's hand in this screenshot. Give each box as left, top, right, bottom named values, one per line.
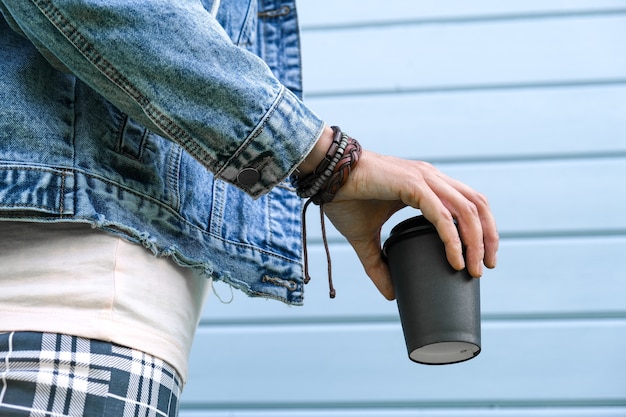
left=322, top=149, right=499, bottom=300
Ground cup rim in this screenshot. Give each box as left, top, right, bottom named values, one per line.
left=382, top=215, right=435, bottom=258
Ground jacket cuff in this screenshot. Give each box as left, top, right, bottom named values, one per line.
left=217, top=85, right=325, bottom=198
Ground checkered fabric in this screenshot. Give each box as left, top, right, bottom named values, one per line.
left=0, top=332, right=182, bottom=417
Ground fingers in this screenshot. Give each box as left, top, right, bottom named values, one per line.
left=364, top=251, right=396, bottom=300
left=440, top=174, right=499, bottom=271
left=456, top=204, right=485, bottom=278
left=416, top=189, right=467, bottom=273
left=406, top=164, right=498, bottom=278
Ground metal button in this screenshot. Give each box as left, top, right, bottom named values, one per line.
left=237, top=167, right=261, bottom=186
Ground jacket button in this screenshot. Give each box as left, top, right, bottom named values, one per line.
left=237, top=167, right=261, bottom=186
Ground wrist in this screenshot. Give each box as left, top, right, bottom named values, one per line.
left=297, top=125, right=335, bottom=176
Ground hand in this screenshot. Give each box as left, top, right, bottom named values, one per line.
left=322, top=149, right=499, bottom=300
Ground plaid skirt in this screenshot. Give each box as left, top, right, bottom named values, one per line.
left=0, top=332, right=182, bottom=417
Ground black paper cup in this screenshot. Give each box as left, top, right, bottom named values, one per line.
left=382, top=215, right=481, bottom=365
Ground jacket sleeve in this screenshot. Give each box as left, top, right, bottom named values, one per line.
left=0, top=0, right=324, bottom=197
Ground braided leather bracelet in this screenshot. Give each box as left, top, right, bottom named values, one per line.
left=292, top=126, right=362, bottom=298
left=292, top=126, right=361, bottom=204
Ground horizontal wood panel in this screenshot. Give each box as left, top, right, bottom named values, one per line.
left=301, top=157, right=626, bottom=242
left=298, top=0, right=626, bottom=28
left=182, top=320, right=626, bottom=406
left=181, top=5, right=626, bottom=417
left=181, top=407, right=626, bottom=417
left=304, top=85, right=626, bottom=161
left=300, top=15, right=626, bottom=95
left=201, top=235, right=626, bottom=322
left=180, top=4, right=626, bottom=417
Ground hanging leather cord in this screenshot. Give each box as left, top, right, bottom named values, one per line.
left=301, top=198, right=334, bottom=295
left=293, top=126, right=362, bottom=298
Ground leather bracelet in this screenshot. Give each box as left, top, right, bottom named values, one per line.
left=310, top=135, right=361, bottom=205
left=296, top=135, right=348, bottom=199
left=292, top=126, right=360, bottom=203
left=291, top=126, right=342, bottom=194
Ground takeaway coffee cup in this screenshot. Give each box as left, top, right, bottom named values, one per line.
left=382, top=215, right=481, bottom=365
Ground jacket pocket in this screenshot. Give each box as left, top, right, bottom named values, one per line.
left=0, top=166, right=74, bottom=217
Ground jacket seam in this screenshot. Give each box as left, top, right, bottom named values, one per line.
left=0, top=164, right=300, bottom=263
left=215, top=84, right=285, bottom=178
left=30, top=0, right=218, bottom=172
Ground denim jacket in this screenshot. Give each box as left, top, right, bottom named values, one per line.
left=0, top=0, right=325, bottom=304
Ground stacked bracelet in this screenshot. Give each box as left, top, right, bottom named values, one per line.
left=293, top=126, right=363, bottom=299
left=292, top=126, right=361, bottom=205
left=312, top=134, right=361, bottom=205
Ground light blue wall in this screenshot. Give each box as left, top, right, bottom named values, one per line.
left=181, top=1, right=626, bottom=415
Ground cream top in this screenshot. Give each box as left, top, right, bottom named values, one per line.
left=0, top=222, right=210, bottom=383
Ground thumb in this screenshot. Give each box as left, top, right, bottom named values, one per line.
left=351, top=237, right=396, bottom=300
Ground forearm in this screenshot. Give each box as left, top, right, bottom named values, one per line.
left=0, top=0, right=323, bottom=196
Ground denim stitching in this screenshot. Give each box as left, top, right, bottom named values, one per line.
left=165, top=144, right=182, bottom=212
left=0, top=167, right=72, bottom=214
left=216, top=85, right=285, bottom=178
left=31, top=0, right=217, bottom=172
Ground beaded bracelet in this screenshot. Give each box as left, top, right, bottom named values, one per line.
left=296, top=136, right=348, bottom=199
left=291, top=126, right=343, bottom=198
left=293, top=126, right=363, bottom=298
left=291, top=126, right=360, bottom=204
left=311, top=134, right=361, bottom=205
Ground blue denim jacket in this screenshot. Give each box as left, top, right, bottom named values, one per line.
left=0, top=0, right=325, bottom=304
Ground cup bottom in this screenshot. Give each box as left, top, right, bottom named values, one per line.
left=409, top=341, right=481, bottom=365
